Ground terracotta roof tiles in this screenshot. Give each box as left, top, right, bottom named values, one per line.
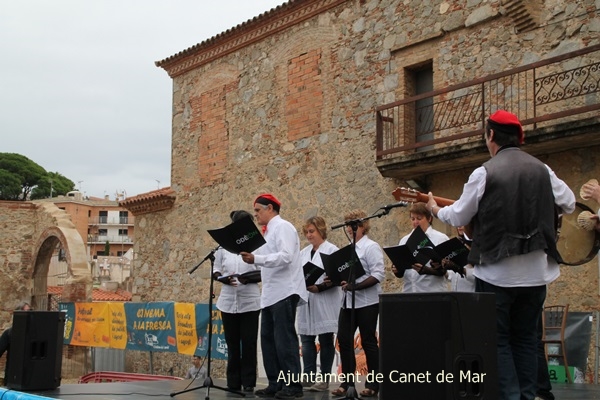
left=48, top=286, right=132, bottom=302
left=119, top=187, right=176, bottom=216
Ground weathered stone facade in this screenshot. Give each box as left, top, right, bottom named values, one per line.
left=128, top=0, right=600, bottom=378
left=0, top=201, right=91, bottom=329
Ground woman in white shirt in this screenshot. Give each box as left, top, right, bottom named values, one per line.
left=392, top=202, right=449, bottom=292
left=297, top=216, right=341, bottom=392
left=331, top=209, right=385, bottom=398
left=213, top=210, right=261, bottom=393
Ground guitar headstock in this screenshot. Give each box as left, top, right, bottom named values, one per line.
left=392, top=187, right=428, bottom=203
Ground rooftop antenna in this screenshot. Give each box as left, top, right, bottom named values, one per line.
left=155, top=179, right=160, bottom=189
left=77, top=180, right=83, bottom=191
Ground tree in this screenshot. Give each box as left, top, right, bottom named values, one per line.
left=0, top=153, right=75, bottom=201
left=0, top=153, right=47, bottom=200
left=30, top=171, right=75, bottom=200
left=0, top=169, right=23, bottom=200
left=104, top=241, right=111, bottom=256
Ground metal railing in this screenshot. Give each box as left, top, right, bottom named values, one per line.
left=376, top=43, right=600, bottom=159
left=88, top=216, right=135, bottom=225
left=87, top=235, right=133, bottom=244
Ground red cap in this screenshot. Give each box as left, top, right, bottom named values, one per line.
left=254, top=193, right=281, bottom=211
left=489, top=110, right=524, bottom=144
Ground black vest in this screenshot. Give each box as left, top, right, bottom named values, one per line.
left=468, top=147, right=559, bottom=265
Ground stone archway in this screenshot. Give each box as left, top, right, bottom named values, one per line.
left=32, top=224, right=92, bottom=310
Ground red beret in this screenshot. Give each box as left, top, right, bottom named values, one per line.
left=254, top=193, right=281, bottom=211
left=489, top=110, right=524, bottom=144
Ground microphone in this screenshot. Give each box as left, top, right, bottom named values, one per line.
left=380, top=201, right=409, bottom=211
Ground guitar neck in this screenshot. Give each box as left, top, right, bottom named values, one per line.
left=392, top=187, right=455, bottom=207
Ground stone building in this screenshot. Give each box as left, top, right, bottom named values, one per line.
left=0, top=201, right=91, bottom=317
left=121, top=0, right=600, bottom=378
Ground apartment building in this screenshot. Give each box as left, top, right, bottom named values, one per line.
left=47, top=190, right=135, bottom=260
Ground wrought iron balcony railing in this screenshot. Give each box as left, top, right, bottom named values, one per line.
left=88, top=216, right=135, bottom=225
left=376, top=43, right=600, bottom=160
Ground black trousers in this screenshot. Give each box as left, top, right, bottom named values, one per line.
left=221, top=310, right=260, bottom=389
left=337, top=303, right=380, bottom=392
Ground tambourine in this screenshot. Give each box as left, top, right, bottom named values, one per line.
left=556, top=202, right=600, bottom=266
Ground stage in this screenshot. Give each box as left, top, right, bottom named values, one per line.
left=1, top=379, right=600, bottom=400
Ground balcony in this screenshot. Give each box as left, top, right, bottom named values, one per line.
left=376, top=43, right=600, bottom=181
left=88, top=216, right=135, bottom=226
left=87, top=235, right=134, bottom=244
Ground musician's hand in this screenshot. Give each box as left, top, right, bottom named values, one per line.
left=442, top=258, right=465, bottom=277
left=236, top=276, right=248, bottom=285
left=240, top=252, right=254, bottom=264
left=221, top=276, right=238, bottom=286
left=582, top=181, right=600, bottom=203
left=412, top=263, right=424, bottom=274
left=426, top=192, right=438, bottom=215
left=307, top=285, right=319, bottom=293
left=391, top=265, right=398, bottom=274
left=341, top=280, right=358, bottom=292
left=430, top=261, right=443, bottom=270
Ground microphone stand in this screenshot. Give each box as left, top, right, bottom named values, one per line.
left=331, top=209, right=391, bottom=400
left=171, top=245, right=245, bottom=399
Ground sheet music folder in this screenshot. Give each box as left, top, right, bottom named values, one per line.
left=384, top=227, right=471, bottom=273
left=383, top=226, right=435, bottom=273
left=207, top=215, right=266, bottom=254
left=320, top=244, right=365, bottom=285
left=429, top=237, right=470, bottom=267
left=303, top=262, right=324, bottom=287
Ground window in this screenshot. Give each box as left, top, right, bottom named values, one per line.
left=99, top=211, right=108, bottom=224
left=119, top=211, right=129, bottom=224
left=98, top=229, right=108, bottom=236
left=405, top=61, right=434, bottom=151
left=118, top=229, right=128, bottom=236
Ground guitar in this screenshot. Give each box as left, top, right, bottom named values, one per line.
left=391, top=187, right=456, bottom=207
left=392, top=187, right=473, bottom=238
left=393, top=187, right=600, bottom=266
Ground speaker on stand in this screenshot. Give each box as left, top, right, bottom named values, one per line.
left=6, top=310, right=65, bottom=391
left=379, top=292, right=498, bottom=400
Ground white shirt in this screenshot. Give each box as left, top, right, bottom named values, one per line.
left=399, top=226, right=449, bottom=292
left=297, top=240, right=342, bottom=335
left=447, top=267, right=476, bottom=292
left=341, top=235, right=385, bottom=309
left=185, top=365, right=207, bottom=380
left=437, top=158, right=575, bottom=287
left=253, top=215, right=308, bottom=308
left=213, top=249, right=261, bottom=314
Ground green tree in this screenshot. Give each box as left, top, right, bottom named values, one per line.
left=0, top=153, right=47, bottom=200
left=104, top=241, right=111, bottom=256
left=30, top=171, right=75, bottom=200
left=0, top=169, right=23, bottom=200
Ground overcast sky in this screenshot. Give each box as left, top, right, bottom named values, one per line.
left=1, top=0, right=286, bottom=199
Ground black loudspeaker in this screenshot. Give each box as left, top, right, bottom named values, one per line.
left=6, top=311, right=65, bottom=390
left=379, top=292, right=498, bottom=400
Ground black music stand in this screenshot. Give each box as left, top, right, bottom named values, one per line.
left=331, top=205, right=400, bottom=400
left=170, top=246, right=245, bottom=399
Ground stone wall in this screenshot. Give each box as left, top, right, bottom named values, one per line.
left=0, top=201, right=91, bottom=327
left=135, top=0, right=600, bottom=378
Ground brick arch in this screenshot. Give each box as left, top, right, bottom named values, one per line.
left=32, top=226, right=92, bottom=310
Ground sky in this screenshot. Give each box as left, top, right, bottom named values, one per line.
left=1, top=0, right=287, bottom=200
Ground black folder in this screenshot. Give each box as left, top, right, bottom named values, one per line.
left=320, top=244, right=366, bottom=286
left=430, top=237, right=470, bottom=267
left=217, top=270, right=262, bottom=283
left=383, top=226, right=435, bottom=273
left=303, top=262, right=325, bottom=287
left=207, top=215, right=266, bottom=254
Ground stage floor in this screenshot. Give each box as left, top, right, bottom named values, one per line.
left=1, top=379, right=600, bottom=400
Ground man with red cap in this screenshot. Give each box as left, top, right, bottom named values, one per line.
left=426, top=110, right=575, bottom=400
left=241, top=193, right=307, bottom=399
